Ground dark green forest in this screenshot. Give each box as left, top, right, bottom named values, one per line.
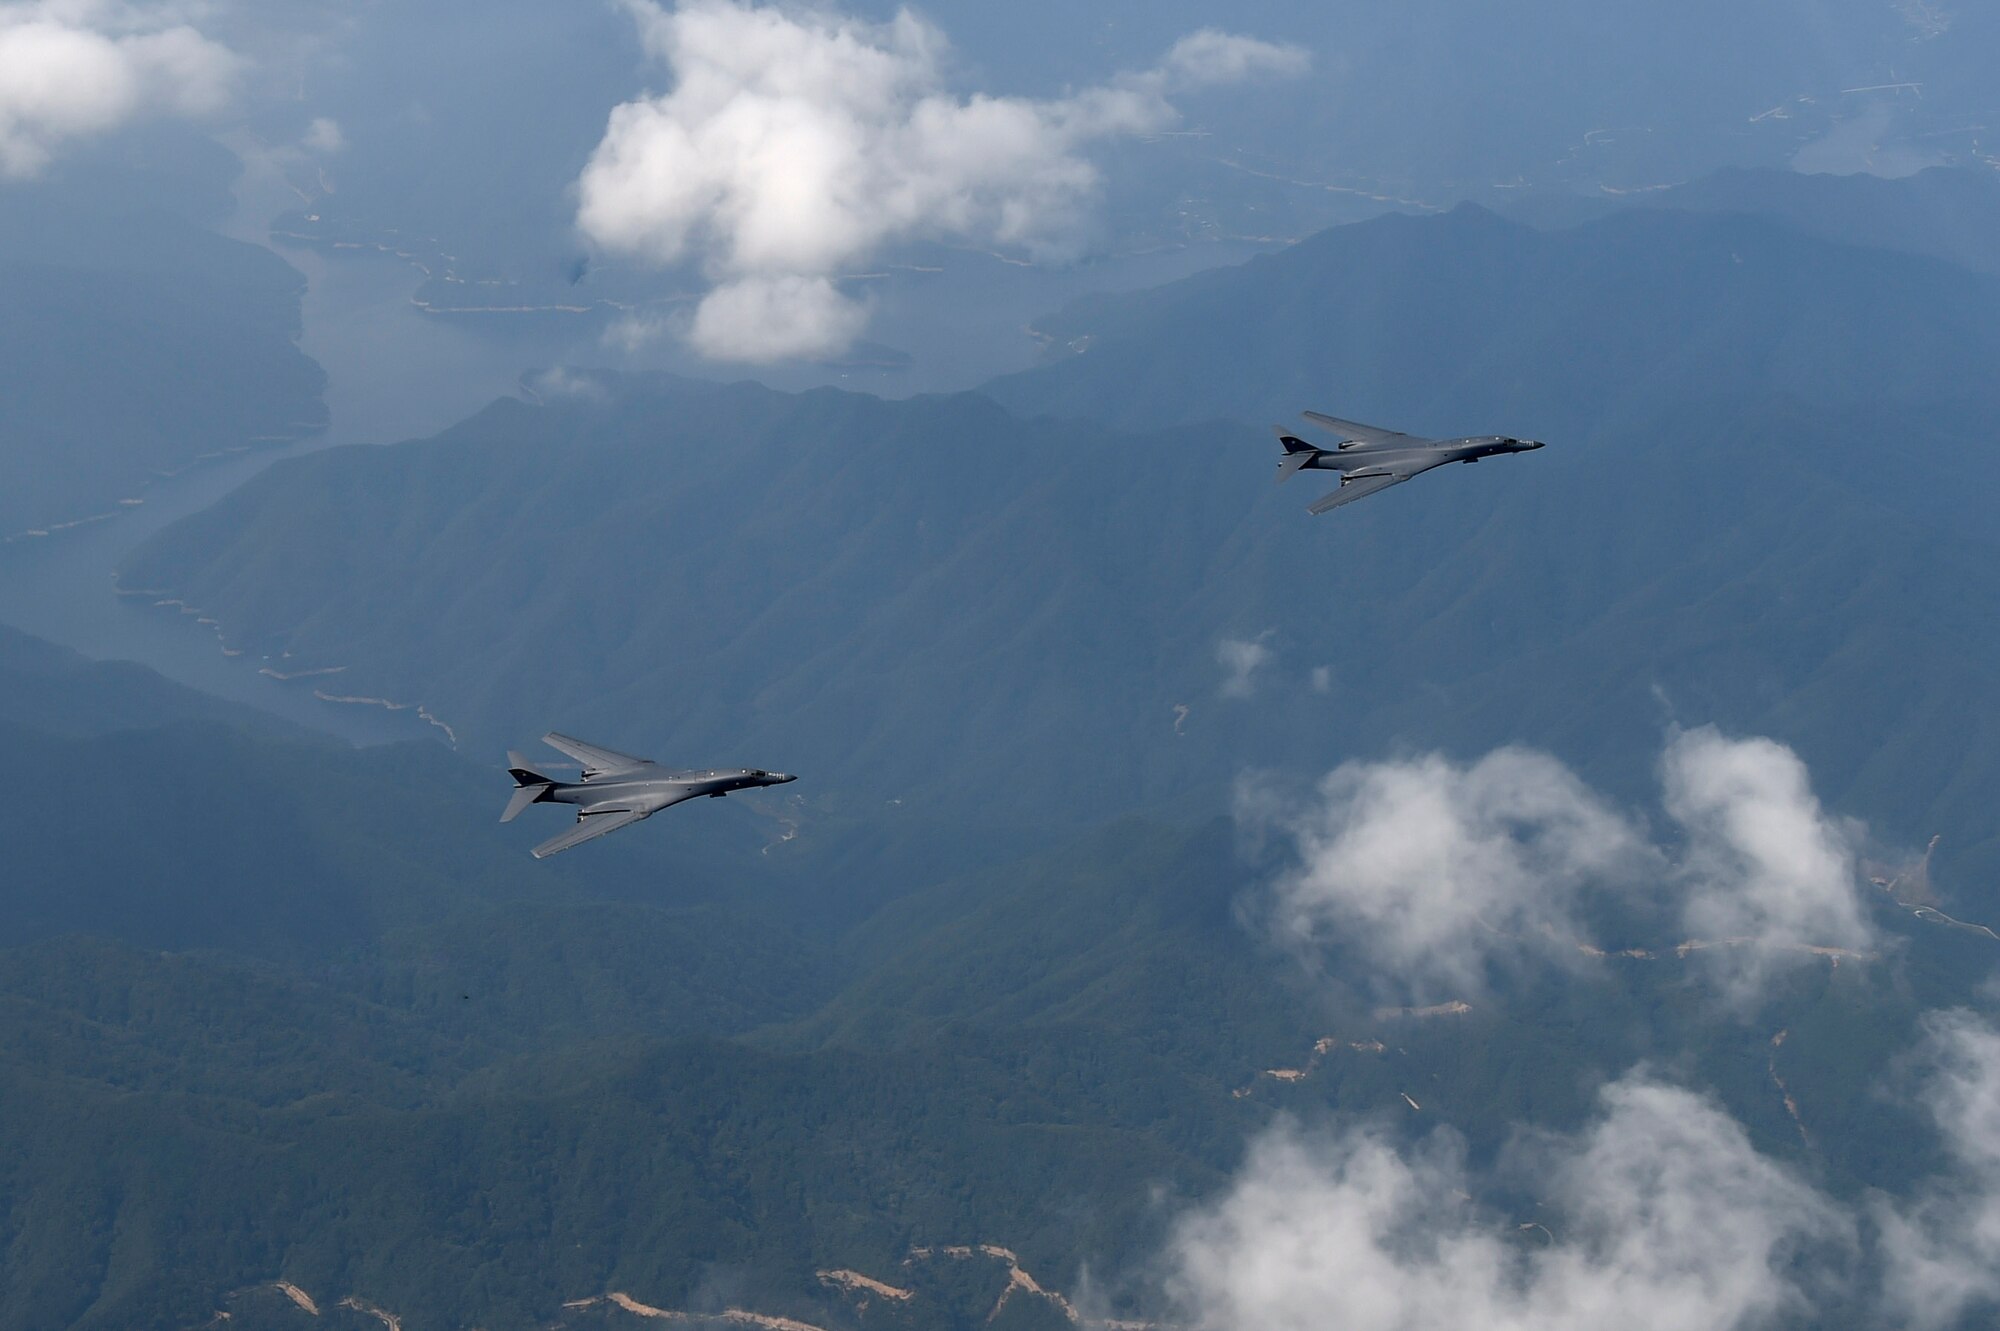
left=1, top=615, right=1992, bottom=1329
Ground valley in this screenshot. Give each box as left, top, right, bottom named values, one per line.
left=6, top=143, right=2000, bottom=1329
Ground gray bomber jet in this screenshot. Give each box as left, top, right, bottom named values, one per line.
left=1276, top=411, right=1544, bottom=513
left=503, top=732, right=795, bottom=858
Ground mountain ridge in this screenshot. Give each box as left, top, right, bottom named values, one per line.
left=985, top=201, right=2000, bottom=433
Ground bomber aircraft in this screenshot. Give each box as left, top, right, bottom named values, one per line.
left=1275, top=411, right=1544, bottom=513
left=503, top=732, right=795, bottom=858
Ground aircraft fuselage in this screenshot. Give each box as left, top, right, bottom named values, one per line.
left=541, top=766, right=794, bottom=815
left=1301, top=437, right=1543, bottom=473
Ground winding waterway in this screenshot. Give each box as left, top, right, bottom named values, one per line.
left=0, top=246, right=521, bottom=744
left=0, top=193, right=1271, bottom=747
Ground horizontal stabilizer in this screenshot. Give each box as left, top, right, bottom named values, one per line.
left=1276, top=442, right=1318, bottom=484
left=502, top=780, right=551, bottom=823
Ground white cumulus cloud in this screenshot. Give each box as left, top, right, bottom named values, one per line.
left=1879, top=1010, right=2000, bottom=1328
left=1171, top=1016, right=2000, bottom=1330
left=575, top=0, right=1307, bottom=362
left=1663, top=726, right=1875, bottom=1003
left=1168, top=1072, right=1848, bottom=1331
left=1242, top=748, right=1651, bottom=997
left=0, top=0, right=237, bottom=178
left=689, top=271, right=869, bottom=363
left=1244, top=729, right=1879, bottom=1002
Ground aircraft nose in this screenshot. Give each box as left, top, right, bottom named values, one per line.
left=769, top=773, right=797, bottom=784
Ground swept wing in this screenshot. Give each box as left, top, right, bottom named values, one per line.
left=543, top=732, right=648, bottom=778
left=1301, top=412, right=1430, bottom=450
left=532, top=807, right=649, bottom=859
left=1307, top=472, right=1412, bottom=514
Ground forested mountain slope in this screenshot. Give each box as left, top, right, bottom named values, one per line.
left=123, top=365, right=2000, bottom=885
left=0, top=630, right=1989, bottom=1329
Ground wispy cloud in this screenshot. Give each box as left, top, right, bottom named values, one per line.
left=575, top=0, right=1307, bottom=362
left=1217, top=632, right=1275, bottom=699
left=1158, top=29, right=1311, bottom=87
left=524, top=366, right=609, bottom=402
left=300, top=114, right=342, bottom=154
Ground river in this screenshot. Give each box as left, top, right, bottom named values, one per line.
left=0, top=195, right=1272, bottom=747
left=0, top=246, right=515, bottom=744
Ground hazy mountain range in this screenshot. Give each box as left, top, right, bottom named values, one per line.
left=6, top=66, right=2000, bottom=1322
left=122, top=199, right=2000, bottom=886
